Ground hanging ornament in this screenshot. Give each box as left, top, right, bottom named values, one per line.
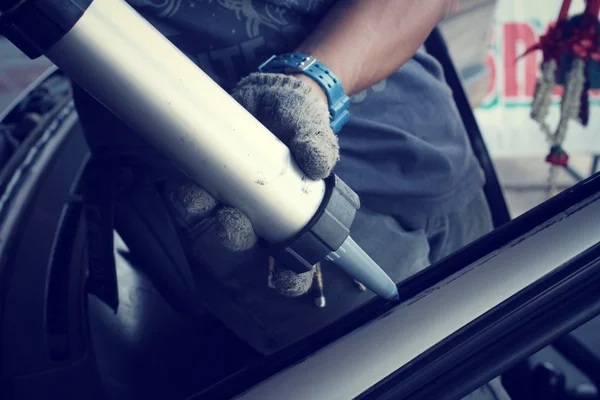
left=520, top=0, right=600, bottom=197
left=546, top=145, right=570, bottom=166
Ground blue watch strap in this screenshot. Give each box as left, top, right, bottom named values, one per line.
left=258, top=53, right=350, bottom=134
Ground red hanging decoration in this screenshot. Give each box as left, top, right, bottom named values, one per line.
left=519, top=0, right=572, bottom=64
left=520, top=0, right=600, bottom=197
left=546, top=145, right=570, bottom=166
left=520, top=0, right=600, bottom=66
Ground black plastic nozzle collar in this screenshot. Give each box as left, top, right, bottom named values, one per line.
left=0, top=0, right=92, bottom=59
left=272, top=174, right=361, bottom=273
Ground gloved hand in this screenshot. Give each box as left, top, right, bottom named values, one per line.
left=165, top=72, right=340, bottom=298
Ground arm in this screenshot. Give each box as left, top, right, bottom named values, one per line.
left=295, top=0, right=458, bottom=97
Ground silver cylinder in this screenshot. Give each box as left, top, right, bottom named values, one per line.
left=45, top=0, right=326, bottom=243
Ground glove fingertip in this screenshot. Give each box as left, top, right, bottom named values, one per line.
left=270, top=260, right=315, bottom=297
left=291, top=130, right=340, bottom=180
left=217, top=207, right=258, bottom=251
left=166, top=180, right=219, bottom=223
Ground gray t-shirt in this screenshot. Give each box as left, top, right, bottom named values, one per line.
left=126, top=0, right=485, bottom=221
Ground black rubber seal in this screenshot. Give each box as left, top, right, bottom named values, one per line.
left=0, top=0, right=93, bottom=59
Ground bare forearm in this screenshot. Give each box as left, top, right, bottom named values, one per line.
left=296, top=0, right=457, bottom=96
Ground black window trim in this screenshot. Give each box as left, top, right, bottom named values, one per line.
left=361, top=232, right=600, bottom=400
left=191, top=173, right=600, bottom=400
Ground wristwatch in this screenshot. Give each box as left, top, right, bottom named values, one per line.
left=258, top=53, right=351, bottom=134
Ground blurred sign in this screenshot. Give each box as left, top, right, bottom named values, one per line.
left=475, top=0, right=600, bottom=158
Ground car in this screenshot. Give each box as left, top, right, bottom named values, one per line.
left=2, top=2, right=600, bottom=400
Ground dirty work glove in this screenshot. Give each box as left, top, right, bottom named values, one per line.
left=165, top=73, right=340, bottom=298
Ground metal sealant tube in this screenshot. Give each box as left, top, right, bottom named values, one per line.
left=34, top=0, right=398, bottom=300
left=44, top=0, right=326, bottom=243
